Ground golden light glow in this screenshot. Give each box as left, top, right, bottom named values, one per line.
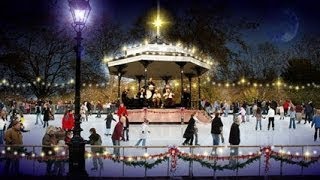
left=149, top=2, right=169, bottom=37
left=241, top=78, right=245, bottom=84
left=152, top=8, right=165, bottom=37
left=276, top=80, right=281, bottom=87
left=36, top=77, right=41, bottom=82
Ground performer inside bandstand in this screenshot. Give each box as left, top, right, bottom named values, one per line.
left=181, top=88, right=191, bottom=108
left=152, top=89, right=162, bottom=108
left=163, top=85, right=175, bottom=108
left=147, top=78, right=156, bottom=96
left=137, top=87, right=146, bottom=107
left=121, top=87, right=129, bottom=106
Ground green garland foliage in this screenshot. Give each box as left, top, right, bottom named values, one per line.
left=270, top=155, right=319, bottom=167
left=111, top=157, right=169, bottom=169
left=178, top=155, right=261, bottom=171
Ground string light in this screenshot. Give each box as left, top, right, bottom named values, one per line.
left=313, top=150, right=317, bottom=155
left=1, top=77, right=320, bottom=90
left=304, top=151, right=310, bottom=157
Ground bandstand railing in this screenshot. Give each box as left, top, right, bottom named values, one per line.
left=0, top=144, right=319, bottom=177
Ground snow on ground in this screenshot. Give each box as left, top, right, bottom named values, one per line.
left=1, top=114, right=320, bottom=177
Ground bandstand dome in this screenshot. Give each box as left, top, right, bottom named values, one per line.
left=107, top=38, right=212, bottom=80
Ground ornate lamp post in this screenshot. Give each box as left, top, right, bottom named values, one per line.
left=68, top=0, right=91, bottom=176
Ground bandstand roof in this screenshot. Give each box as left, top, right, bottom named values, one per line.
left=107, top=39, right=212, bottom=80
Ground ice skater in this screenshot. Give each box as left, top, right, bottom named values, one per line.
left=311, top=110, right=320, bottom=141
left=267, top=106, right=275, bottom=131
left=104, top=111, right=116, bottom=136
left=288, top=106, right=296, bottom=129
left=255, top=107, right=263, bottom=131
left=88, top=128, right=103, bottom=171
left=182, top=112, right=196, bottom=145
left=135, top=119, right=150, bottom=146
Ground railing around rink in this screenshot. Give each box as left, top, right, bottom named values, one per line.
left=0, top=144, right=320, bottom=177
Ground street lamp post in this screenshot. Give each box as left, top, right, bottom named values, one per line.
left=68, top=0, right=91, bottom=176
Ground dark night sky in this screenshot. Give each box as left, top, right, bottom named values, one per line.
left=1, top=0, right=320, bottom=46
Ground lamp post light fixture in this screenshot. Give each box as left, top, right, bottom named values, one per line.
left=68, top=0, right=91, bottom=177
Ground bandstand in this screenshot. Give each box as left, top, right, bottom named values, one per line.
left=107, top=38, right=213, bottom=123
left=107, top=4, right=213, bottom=123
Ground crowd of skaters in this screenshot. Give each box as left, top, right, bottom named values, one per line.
left=1, top=97, right=320, bottom=175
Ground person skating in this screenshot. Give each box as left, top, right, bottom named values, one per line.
left=267, top=106, right=275, bottom=130
left=4, top=120, right=23, bottom=175
left=311, top=110, right=320, bottom=141
left=135, top=119, right=150, bottom=146
left=288, top=106, right=296, bottom=129
left=89, top=128, right=104, bottom=171
left=229, top=116, right=241, bottom=166
left=211, top=112, right=223, bottom=155
left=255, top=107, right=263, bottom=131
left=182, top=112, right=196, bottom=145
left=112, top=116, right=125, bottom=157
left=104, top=111, right=116, bottom=136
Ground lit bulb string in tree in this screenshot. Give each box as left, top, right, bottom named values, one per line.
left=1, top=78, right=320, bottom=90
left=1, top=146, right=320, bottom=171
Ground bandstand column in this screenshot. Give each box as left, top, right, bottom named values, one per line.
left=185, top=73, right=194, bottom=108
left=176, top=62, right=187, bottom=106
left=116, top=65, right=127, bottom=101
left=117, top=72, right=122, bottom=100
left=135, top=75, right=143, bottom=91
left=194, top=67, right=203, bottom=110
left=140, top=61, right=152, bottom=89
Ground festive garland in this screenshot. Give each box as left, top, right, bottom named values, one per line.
left=178, top=153, right=261, bottom=171
left=1, top=146, right=320, bottom=172
left=269, top=150, right=320, bottom=168
left=117, top=157, right=169, bottom=169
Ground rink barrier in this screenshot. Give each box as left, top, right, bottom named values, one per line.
left=0, top=144, right=320, bottom=177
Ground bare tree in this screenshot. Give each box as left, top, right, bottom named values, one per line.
left=0, top=27, right=73, bottom=98
left=290, top=35, right=320, bottom=70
